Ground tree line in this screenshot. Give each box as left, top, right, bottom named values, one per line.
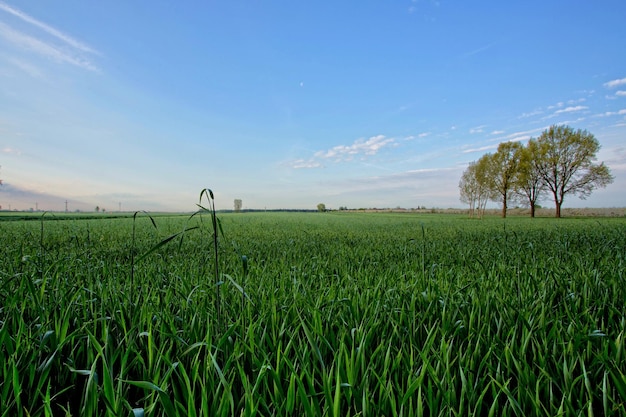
left=459, top=125, right=614, bottom=218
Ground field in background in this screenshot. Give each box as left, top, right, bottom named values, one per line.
left=1, top=211, right=625, bottom=416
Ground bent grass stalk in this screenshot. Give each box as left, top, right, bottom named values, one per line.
left=197, top=188, right=223, bottom=330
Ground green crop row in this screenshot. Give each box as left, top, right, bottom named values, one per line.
left=0, top=211, right=625, bottom=416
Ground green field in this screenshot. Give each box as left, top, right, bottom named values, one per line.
left=1, top=211, right=625, bottom=416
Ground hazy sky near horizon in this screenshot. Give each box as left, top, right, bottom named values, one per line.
left=1, top=1, right=625, bottom=212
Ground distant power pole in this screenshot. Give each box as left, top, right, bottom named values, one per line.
left=119, top=202, right=121, bottom=212
left=65, top=200, right=68, bottom=212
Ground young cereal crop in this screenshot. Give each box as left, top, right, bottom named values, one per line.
left=0, top=210, right=625, bottom=416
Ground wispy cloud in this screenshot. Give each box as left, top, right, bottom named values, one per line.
left=321, top=166, right=458, bottom=192
left=6, top=56, right=43, bottom=78
left=0, top=23, right=97, bottom=71
left=502, top=127, right=545, bottom=141
left=462, top=144, right=497, bottom=154
left=547, top=102, right=564, bottom=110
left=462, top=42, right=497, bottom=58
left=616, top=91, right=626, bottom=97
left=0, top=1, right=98, bottom=54
left=604, top=77, right=626, bottom=88
left=0, top=2, right=98, bottom=71
left=288, top=135, right=398, bottom=169
left=462, top=135, right=532, bottom=154
left=408, top=0, right=440, bottom=16
left=598, top=109, right=626, bottom=117
left=287, top=159, right=322, bottom=169
left=406, top=132, right=430, bottom=141
left=2, top=146, right=21, bottom=155
left=314, top=135, right=396, bottom=161
left=491, top=130, right=505, bottom=135
left=463, top=127, right=546, bottom=154
left=469, top=125, right=486, bottom=134
left=554, top=105, right=588, bottom=115
left=567, top=98, right=586, bottom=105
left=519, top=109, right=543, bottom=119
left=540, top=104, right=588, bottom=120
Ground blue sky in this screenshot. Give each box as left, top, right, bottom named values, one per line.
left=1, top=1, right=625, bottom=212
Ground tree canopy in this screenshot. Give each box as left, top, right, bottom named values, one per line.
left=459, top=125, right=614, bottom=218
left=534, top=125, right=614, bottom=218
left=459, top=160, right=490, bottom=218
left=486, top=141, right=523, bottom=218
left=513, top=139, right=545, bottom=218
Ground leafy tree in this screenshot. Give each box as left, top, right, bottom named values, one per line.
left=513, top=139, right=545, bottom=218
left=317, top=203, right=326, bottom=212
left=535, top=125, right=613, bottom=218
left=486, top=141, right=523, bottom=218
left=234, top=199, right=242, bottom=212
left=459, top=164, right=478, bottom=217
left=459, top=159, right=490, bottom=218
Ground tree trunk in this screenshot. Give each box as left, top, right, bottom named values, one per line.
left=501, top=198, right=507, bottom=218
left=555, top=201, right=561, bottom=218
left=529, top=202, right=535, bottom=218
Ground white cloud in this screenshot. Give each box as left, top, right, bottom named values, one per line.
left=548, top=102, right=564, bottom=110
left=6, top=56, right=43, bottom=78
left=288, top=159, right=322, bottom=169
left=491, top=130, right=505, bottom=135
left=616, top=91, right=626, bottom=97
left=604, top=77, right=626, bottom=88
left=519, top=109, right=542, bottom=119
left=541, top=106, right=589, bottom=120
left=554, top=105, right=588, bottom=115
left=314, top=135, right=396, bottom=161
left=287, top=135, right=398, bottom=169
left=0, top=1, right=98, bottom=54
left=0, top=2, right=98, bottom=72
left=463, top=42, right=497, bottom=58
left=463, top=127, right=546, bottom=154
left=0, top=22, right=98, bottom=71
left=469, top=125, right=486, bottom=134
left=320, top=166, right=460, bottom=197
left=2, top=147, right=21, bottom=155
left=597, top=109, right=626, bottom=117
left=418, top=132, right=430, bottom=138
left=503, top=127, right=546, bottom=141
left=463, top=135, right=533, bottom=154
left=462, top=144, right=497, bottom=154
